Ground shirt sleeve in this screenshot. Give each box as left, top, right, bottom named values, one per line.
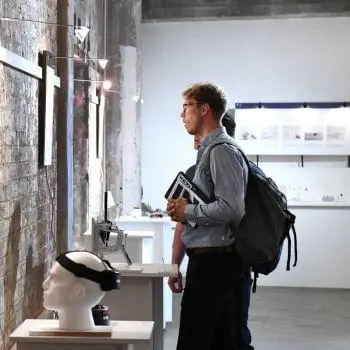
left=184, top=144, right=247, bottom=227
left=185, top=164, right=196, bottom=180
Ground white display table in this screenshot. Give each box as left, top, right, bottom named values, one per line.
left=10, top=319, right=154, bottom=350
left=100, top=263, right=177, bottom=350
left=114, top=216, right=174, bottom=327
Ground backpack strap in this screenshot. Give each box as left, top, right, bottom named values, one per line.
left=198, top=137, right=252, bottom=178
left=252, top=272, right=258, bottom=293
left=285, top=211, right=298, bottom=269
left=292, top=224, right=298, bottom=267
left=286, top=232, right=291, bottom=271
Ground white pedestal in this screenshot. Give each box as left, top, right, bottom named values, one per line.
left=10, top=319, right=154, bottom=350
left=114, top=216, right=174, bottom=327
left=100, top=263, right=177, bottom=350
left=115, top=216, right=173, bottom=264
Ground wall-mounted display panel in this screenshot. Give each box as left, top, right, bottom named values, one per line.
left=235, top=105, right=350, bottom=155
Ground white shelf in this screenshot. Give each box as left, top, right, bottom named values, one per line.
left=288, top=202, right=350, bottom=208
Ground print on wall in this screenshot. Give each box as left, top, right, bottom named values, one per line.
left=235, top=105, right=350, bottom=155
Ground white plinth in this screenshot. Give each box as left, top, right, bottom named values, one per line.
left=10, top=319, right=154, bottom=350
left=114, top=216, right=175, bottom=329
left=101, top=263, right=177, bottom=350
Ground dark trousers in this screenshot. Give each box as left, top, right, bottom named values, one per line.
left=239, top=272, right=254, bottom=350
left=176, top=249, right=243, bottom=350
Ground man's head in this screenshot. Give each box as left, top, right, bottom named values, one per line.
left=181, top=82, right=227, bottom=136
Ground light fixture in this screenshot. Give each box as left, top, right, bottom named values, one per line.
left=98, top=59, right=108, bottom=70
left=74, top=26, right=90, bottom=43
left=0, top=16, right=90, bottom=43
left=55, top=56, right=109, bottom=69
left=102, top=80, right=112, bottom=90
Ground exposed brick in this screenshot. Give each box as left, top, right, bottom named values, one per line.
left=0, top=220, right=10, bottom=238
left=0, top=0, right=58, bottom=348
left=0, top=1, right=109, bottom=349
left=0, top=204, right=9, bottom=220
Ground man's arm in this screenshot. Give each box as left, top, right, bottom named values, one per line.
left=168, top=222, right=186, bottom=293
left=184, top=145, right=247, bottom=227
left=171, top=222, right=186, bottom=267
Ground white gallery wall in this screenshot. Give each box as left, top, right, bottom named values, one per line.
left=140, top=16, right=350, bottom=288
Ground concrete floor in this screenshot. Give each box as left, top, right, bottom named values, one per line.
left=164, top=287, right=350, bottom=350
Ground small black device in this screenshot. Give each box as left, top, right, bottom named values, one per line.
left=56, top=251, right=121, bottom=291
left=92, top=304, right=110, bottom=326
left=100, top=220, right=113, bottom=247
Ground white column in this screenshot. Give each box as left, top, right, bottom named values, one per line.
left=120, top=45, right=142, bottom=216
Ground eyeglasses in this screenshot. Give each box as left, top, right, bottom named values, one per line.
left=181, top=103, right=204, bottom=118
left=182, top=102, right=203, bottom=109
left=181, top=102, right=206, bottom=118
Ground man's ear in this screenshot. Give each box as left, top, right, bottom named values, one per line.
left=69, top=283, right=86, bottom=301
left=201, top=103, right=210, bottom=116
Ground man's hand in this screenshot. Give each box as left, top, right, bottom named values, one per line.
left=168, top=272, right=183, bottom=293
left=167, top=199, right=188, bottom=222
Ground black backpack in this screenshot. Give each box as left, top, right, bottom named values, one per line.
left=201, top=138, right=298, bottom=292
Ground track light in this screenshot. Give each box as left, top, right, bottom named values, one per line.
left=74, top=26, right=90, bottom=43
left=0, top=17, right=90, bottom=43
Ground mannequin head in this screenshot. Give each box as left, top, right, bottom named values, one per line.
left=43, top=251, right=118, bottom=311
left=42, top=250, right=120, bottom=330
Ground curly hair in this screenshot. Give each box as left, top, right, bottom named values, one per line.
left=182, top=82, right=227, bottom=120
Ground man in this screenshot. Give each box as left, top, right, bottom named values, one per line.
left=168, top=113, right=255, bottom=350
left=167, top=82, right=248, bottom=350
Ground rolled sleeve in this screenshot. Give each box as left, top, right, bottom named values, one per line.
left=184, top=203, right=196, bottom=221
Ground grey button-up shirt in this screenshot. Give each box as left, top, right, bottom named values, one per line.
left=182, top=127, right=248, bottom=248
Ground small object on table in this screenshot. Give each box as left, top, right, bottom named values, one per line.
left=150, top=210, right=163, bottom=218
left=92, top=305, right=110, bottom=326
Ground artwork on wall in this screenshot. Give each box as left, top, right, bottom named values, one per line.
left=234, top=104, right=350, bottom=155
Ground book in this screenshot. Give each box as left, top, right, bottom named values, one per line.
left=165, top=172, right=210, bottom=227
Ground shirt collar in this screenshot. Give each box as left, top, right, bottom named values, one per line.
left=200, top=126, right=226, bottom=149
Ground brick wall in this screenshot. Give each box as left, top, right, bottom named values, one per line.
left=0, top=1, right=120, bottom=346
left=0, top=1, right=58, bottom=349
